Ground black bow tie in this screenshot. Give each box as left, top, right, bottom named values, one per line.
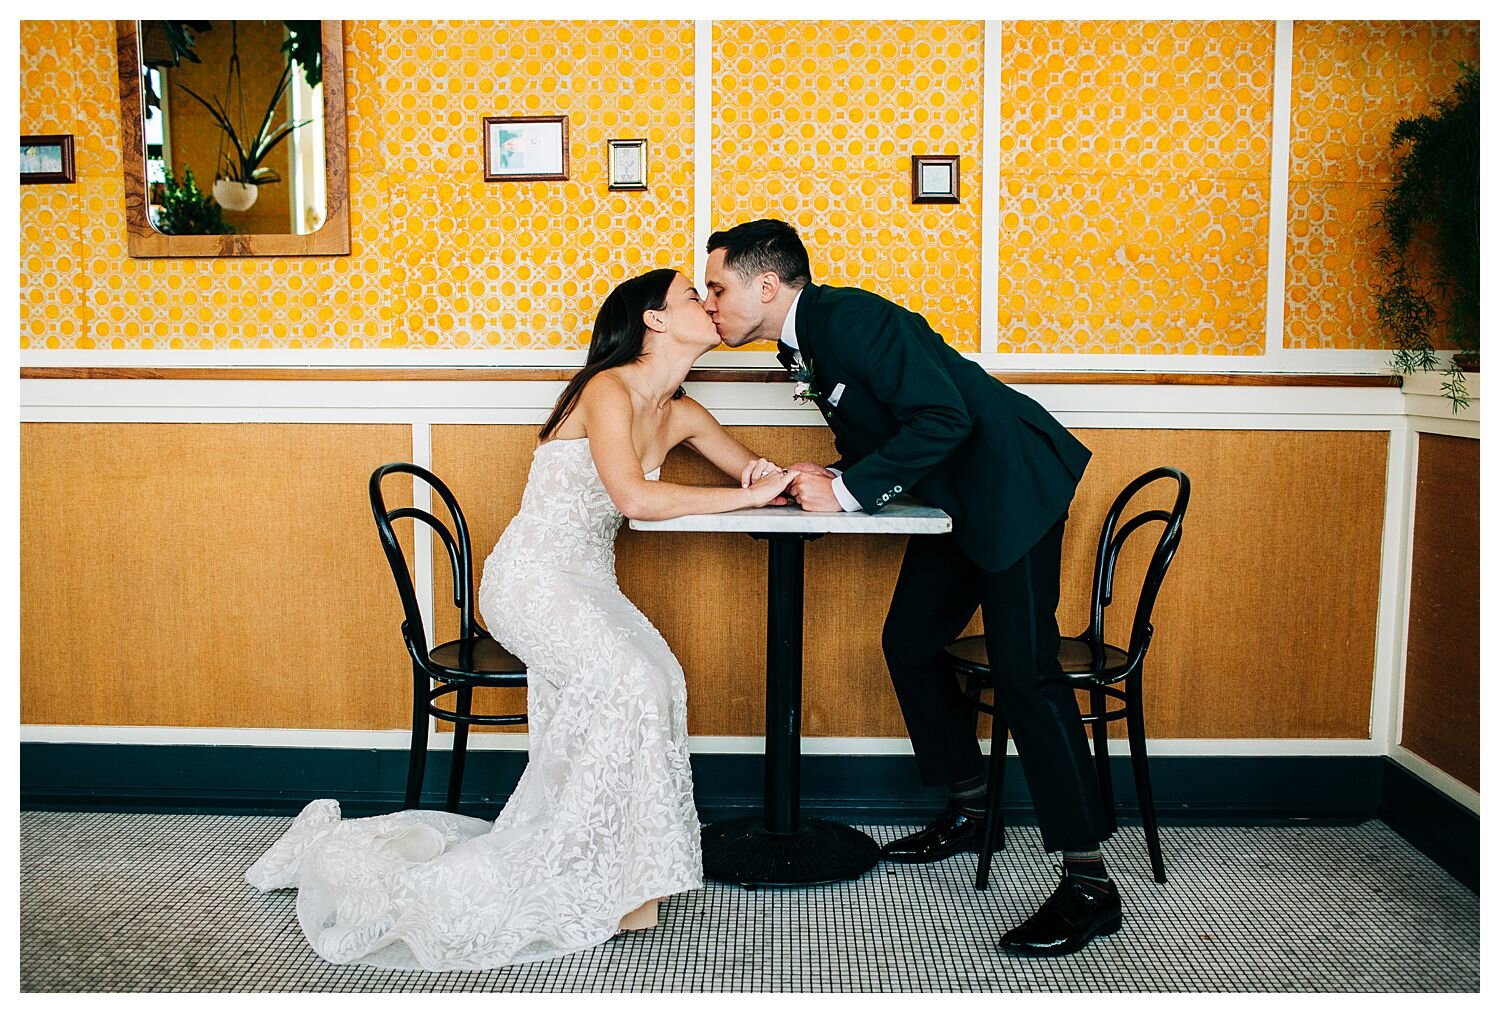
left=776, top=341, right=798, bottom=370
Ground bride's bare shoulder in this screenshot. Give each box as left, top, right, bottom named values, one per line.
left=578, top=369, right=632, bottom=406
left=574, top=370, right=637, bottom=433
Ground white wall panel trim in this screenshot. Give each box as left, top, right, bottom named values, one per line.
left=20, top=379, right=1407, bottom=426
left=693, top=19, right=713, bottom=290
left=979, top=19, right=1002, bottom=357
left=1372, top=422, right=1416, bottom=755
left=1262, top=20, right=1295, bottom=365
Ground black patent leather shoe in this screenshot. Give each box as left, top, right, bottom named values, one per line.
left=880, top=808, right=985, bottom=864
left=999, top=874, right=1122, bottom=957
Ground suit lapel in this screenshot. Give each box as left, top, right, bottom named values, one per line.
left=792, top=283, right=824, bottom=370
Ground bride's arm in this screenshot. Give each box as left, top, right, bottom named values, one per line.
left=581, top=377, right=792, bottom=521
left=671, top=395, right=778, bottom=485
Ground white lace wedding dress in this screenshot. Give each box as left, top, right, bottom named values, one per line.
left=246, top=437, right=702, bottom=970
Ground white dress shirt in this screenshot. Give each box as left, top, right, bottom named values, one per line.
left=780, top=289, right=864, bottom=513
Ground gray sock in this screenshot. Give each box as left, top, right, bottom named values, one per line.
left=1062, top=849, right=1110, bottom=884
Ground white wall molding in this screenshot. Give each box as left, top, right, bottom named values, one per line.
left=1409, top=416, right=1481, bottom=439
left=693, top=19, right=713, bottom=288
left=1401, top=369, right=1479, bottom=437
left=979, top=19, right=1002, bottom=356
left=20, top=377, right=1408, bottom=429
left=1373, top=421, right=1416, bottom=756
left=1261, top=20, right=1295, bottom=367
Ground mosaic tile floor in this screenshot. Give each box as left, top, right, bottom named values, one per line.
left=19, top=812, right=1478, bottom=992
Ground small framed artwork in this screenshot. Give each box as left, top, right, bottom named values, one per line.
left=20, top=134, right=75, bottom=185
left=607, top=138, right=647, bottom=191
left=483, top=115, right=569, bottom=182
left=911, top=154, right=960, bottom=204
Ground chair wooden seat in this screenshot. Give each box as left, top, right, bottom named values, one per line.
left=1059, top=637, right=1131, bottom=678
left=945, top=635, right=1131, bottom=682
left=427, top=635, right=527, bottom=682
left=948, top=639, right=1128, bottom=684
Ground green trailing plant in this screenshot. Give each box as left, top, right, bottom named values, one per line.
left=152, top=167, right=235, bottom=235
left=1373, top=62, right=1479, bottom=412
left=176, top=23, right=311, bottom=187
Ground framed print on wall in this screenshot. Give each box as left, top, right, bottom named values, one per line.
left=607, top=138, right=647, bottom=191
left=483, top=115, right=569, bottom=182
left=20, top=134, right=75, bottom=184
left=911, top=154, right=960, bottom=204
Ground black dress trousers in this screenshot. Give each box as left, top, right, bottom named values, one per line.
left=880, top=518, right=1109, bottom=853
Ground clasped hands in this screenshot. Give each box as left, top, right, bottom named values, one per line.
left=739, top=459, right=843, bottom=512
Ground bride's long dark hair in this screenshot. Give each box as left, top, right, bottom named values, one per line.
left=538, top=268, right=685, bottom=442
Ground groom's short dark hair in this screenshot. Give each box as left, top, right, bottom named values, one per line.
left=707, top=219, right=811, bottom=289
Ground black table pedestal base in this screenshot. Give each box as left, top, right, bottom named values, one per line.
left=701, top=817, right=881, bottom=888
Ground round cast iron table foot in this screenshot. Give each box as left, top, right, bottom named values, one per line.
left=701, top=816, right=881, bottom=888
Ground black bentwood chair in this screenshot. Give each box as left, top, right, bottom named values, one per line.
left=946, top=467, right=1190, bottom=889
left=370, top=462, right=528, bottom=812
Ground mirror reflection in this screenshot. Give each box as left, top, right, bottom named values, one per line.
left=137, top=20, right=326, bottom=237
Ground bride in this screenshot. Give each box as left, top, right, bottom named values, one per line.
left=246, top=268, right=795, bottom=970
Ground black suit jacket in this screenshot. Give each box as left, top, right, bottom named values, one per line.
left=787, top=282, right=1091, bottom=573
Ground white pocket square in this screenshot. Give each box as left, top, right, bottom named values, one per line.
left=828, top=382, right=846, bottom=407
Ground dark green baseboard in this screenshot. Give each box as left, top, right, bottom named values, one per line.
left=1378, top=757, right=1479, bottom=891
left=21, top=741, right=1387, bottom=821
left=22, top=743, right=1473, bottom=887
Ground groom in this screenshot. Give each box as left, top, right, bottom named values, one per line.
left=704, top=219, right=1119, bottom=956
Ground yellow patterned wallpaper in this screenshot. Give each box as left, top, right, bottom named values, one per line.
left=1284, top=21, right=1479, bottom=350
left=713, top=20, right=985, bottom=352
left=17, top=20, right=1481, bottom=356
left=997, top=20, right=1274, bottom=354
left=19, top=20, right=696, bottom=350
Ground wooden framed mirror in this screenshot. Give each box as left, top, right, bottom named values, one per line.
left=116, top=20, right=349, bottom=257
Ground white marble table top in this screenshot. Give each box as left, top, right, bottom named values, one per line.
left=629, top=497, right=952, bottom=534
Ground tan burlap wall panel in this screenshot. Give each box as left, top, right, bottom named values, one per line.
left=20, top=423, right=415, bottom=729
left=20, top=422, right=1384, bottom=738
left=1066, top=429, right=1386, bottom=739
left=432, top=424, right=1387, bottom=741
left=1400, top=434, right=1479, bottom=790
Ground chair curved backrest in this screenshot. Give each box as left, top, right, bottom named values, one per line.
left=1084, top=467, right=1190, bottom=675
left=369, top=462, right=484, bottom=662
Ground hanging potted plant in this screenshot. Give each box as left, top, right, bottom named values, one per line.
left=176, top=23, right=310, bottom=213
left=1372, top=63, right=1479, bottom=412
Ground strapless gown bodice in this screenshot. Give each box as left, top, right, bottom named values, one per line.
left=487, top=437, right=659, bottom=584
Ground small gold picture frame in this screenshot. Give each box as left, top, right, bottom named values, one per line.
left=607, top=138, right=647, bottom=191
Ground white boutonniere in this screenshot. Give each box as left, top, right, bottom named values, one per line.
left=786, top=352, right=820, bottom=404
